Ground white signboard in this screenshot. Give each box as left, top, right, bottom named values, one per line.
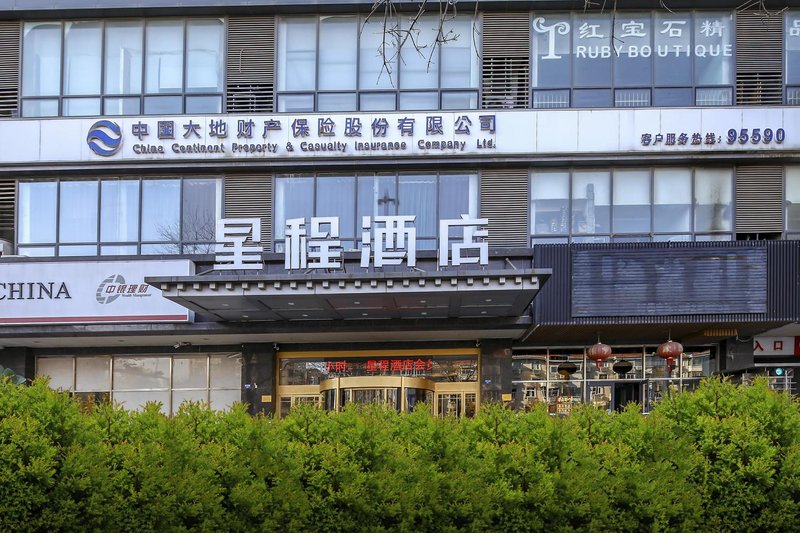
left=754, top=336, right=800, bottom=356
left=0, top=108, right=796, bottom=165
left=0, top=260, right=193, bottom=325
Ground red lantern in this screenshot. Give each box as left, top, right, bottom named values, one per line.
left=657, top=340, right=683, bottom=369
left=588, top=342, right=612, bottom=368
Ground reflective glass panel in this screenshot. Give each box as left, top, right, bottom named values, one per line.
left=59, top=181, right=98, bottom=243
left=572, top=171, right=611, bottom=234
left=141, top=179, right=180, bottom=241
left=787, top=13, right=800, bottom=85
left=613, top=14, right=652, bottom=87
left=319, top=16, right=357, bottom=90
left=100, top=184, right=137, bottom=242
left=274, top=176, right=314, bottom=239
left=532, top=15, right=571, bottom=88
left=37, top=357, right=74, bottom=390
left=278, top=18, right=316, bottom=91
left=181, top=178, right=219, bottom=243
left=572, top=13, right=612, bottom=87
left=64, top=21, right=102, bottom=95
left=653, top=13, right=692, bottom=86
left=186, top=19, right=224, bottom=92
left=145, top=20, right=184, bottom=93
left=316, top=176, right=356, bottom=239
left=531, top=171, right=570, bottom=235
left=693, top=13, right=733, bottom=86
left=113, top=357, right=170, bottom=390
left=22, top=22, right=62, bottom=97
left=399, top=174, right=437, bottom=237
left=173, top=356, right=207, bottom=389
left=654, top=168, right=691, bottom=232
left=399, top=15, right=439, bottom=89
left=786, top=167, right=800, bottom=231
left=105, top=21, right=144, bottom=95
left=359, top=16, right=398, bottom=90
left=694, top=169, right=732, bottom=232
left=612, top=170, right=650, bottom=233
left=440, top=17, right=479, bottom=89
left=75, top=357, right=111, bottom=391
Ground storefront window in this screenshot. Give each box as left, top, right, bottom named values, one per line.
left=277, top=14, right=480, bottom=111
left=532, top=11, right=734, bottom=108
left=21, top=18, right=224, bottom=117
left=530, top=167, right=733, bottom=244
left=274, top=172, right=478, bottom=251
left=37, top=354, right=241, bottom=414
left=514, top=346, right=715, bottom=414
left=17, top=177, right=221, bottom=257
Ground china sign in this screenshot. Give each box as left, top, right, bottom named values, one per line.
left=0, top=260, right=193, bottom=325
left=214, top=216, right=488, bottom=271
left=754, top=337, right=800, bottom=356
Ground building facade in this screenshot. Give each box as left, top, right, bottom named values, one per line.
left=1, top=0, right=799, bottom=416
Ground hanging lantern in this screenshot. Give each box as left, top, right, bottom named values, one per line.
left=588, top=341, right=612, bottom=368
left=557, top=361, right=578, bottom=378
left=657, top=339, right=683, bottom=369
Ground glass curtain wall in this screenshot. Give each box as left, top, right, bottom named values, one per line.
left=22, top=18, right=224, bottom=117
left=277, top=14, right=480, bottom=111
left=17, top=177, right=222, bottom=256
left=530, top=167, right=733, bottom=244
left=532, top=11, right=734, bottom=108
left=274, top=172, right=479, bottom=251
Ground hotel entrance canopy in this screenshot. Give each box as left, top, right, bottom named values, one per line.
left=147, top=268, right=549, bottom=324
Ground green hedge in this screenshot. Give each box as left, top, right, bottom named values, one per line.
left=2, top=378, right=800, bottom=532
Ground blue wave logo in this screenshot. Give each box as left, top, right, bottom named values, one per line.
left=87, top=120, right=122, bottom=156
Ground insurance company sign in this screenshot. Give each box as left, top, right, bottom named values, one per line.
left=0, top=108, right=797, bottom=165
left=0, top=260, right=193, bottom=325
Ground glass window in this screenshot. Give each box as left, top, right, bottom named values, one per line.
left=141, top=179, right=180, bottom=242
left=316, top=176, right=356, bottom=240
left=276, top=173, right=478, bottom=250
left=104, top=21, right=144, bottom=95
left=654, top=168, right=691, bottom=233
left=19, top=181, right=57, bottom=244
left=59, top=181, right=98, bottom=244
left=279, top=14, right=479, bottom=111
left=530, top=167, right=733, bottom=243
left=14, top=176, right=221, bottom=256
left=36, top=358, right=73, bottom=390
left=787, top=167, right=800, bottom=232
left=319, top=16, right=357, bottom=91
left=22, top=22, right=62, bottom=97
left=210, top=354, right=242, bottom=389
left=75, top=357, right=111, bottom=391
left=532, top=11, right=734, bottom=109
left=278, top=18, right=317, bottom=91
left=173, top=356, right=207, bottom=389
left=22, top=18, right=223, bottom=116
left=64, top=21, right=102, bottom=96
left=186, top=19, right=224, bottom=93
left=613, top=170, right=650, bottom=234
left=787, top=13, right=800, bottom=87
left=101, top=180, right=140, bottom=243
left=399, top=174, right=437, bottom=238
left=572, top=171, right=611, bottom=234
left=531, top=171, right=570, bottom=235
left=181, top=178, right=219, bottom=244
left=113, top=357, right=171, bottom=390
left=694, top=169, right=732, bottom=233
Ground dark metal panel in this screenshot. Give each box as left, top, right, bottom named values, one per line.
left=767, top=240, right=800, bottom=321
left=572, top=244, right=768, bottom=316
left=532, top=241, right=800, bottom=326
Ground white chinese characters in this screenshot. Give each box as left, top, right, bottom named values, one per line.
left=214, top=218, right=264, bottom=270
left=213, top=216, right=490, bottom=271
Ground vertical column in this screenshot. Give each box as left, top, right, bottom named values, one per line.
left=479, top=339, right=513, bottom=405
left=241, top=343, right=276, bottom=415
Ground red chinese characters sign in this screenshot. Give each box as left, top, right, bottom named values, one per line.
left=324, top=358, right=434, bottom=376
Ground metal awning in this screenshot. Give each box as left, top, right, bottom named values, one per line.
left=147, top=269, right=550, bottom=323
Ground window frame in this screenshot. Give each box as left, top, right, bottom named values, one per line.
left=275, top=14, right=481, bottom=112
left=273, top=171, right=480, bottom=252
left=16, top=176, right=222, bottom=257
left=530, top=10, right=736, bottom=109
left=529, top=166, right=735, bottom=244
left=20, top=17, right=226, bottom=117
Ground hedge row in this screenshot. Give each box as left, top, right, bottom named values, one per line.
left=2, top=377, right=800, bottom=532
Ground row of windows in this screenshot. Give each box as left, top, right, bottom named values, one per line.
left=18, top=11, right=800, bottom=117
left=17, top=177, right=221, bottom=257
left=22, top=18, right=224, bottom=117
left=36, top=354, right=241, bottom=414
left=530, top=168, right=734, bottom=243
left=277, top=14, right=479, bottom=112
left=14, top=168, right=800, bottom=257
